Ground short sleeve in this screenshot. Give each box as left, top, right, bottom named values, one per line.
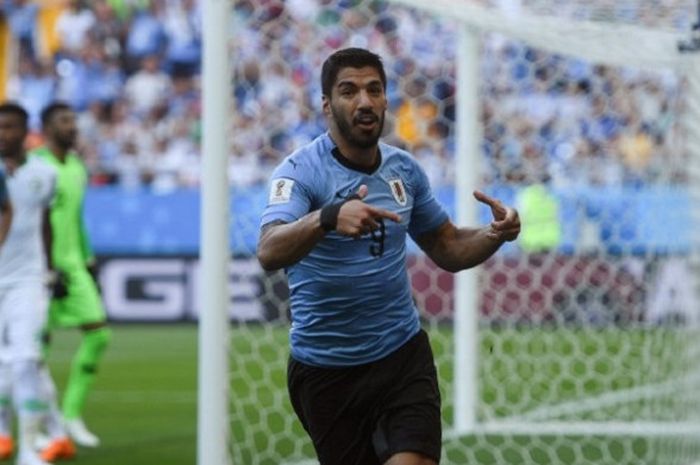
left=259, top=157, right=316, bottom=228
left=408, top=159, right=449, bottom=239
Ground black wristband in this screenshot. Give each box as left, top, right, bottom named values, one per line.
left=320, top=202, right=344, bottom=232
left=320, top=194, right=361, bottom=232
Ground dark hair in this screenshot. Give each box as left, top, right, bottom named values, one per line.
left=321, top=48, right=387, bottom=97
left=40, top=101, right=73, bottom=128
left=0, top=102, right=29, bottom=129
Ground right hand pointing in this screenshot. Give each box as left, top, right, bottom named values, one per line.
left=336, top=184, right=401, bottom=237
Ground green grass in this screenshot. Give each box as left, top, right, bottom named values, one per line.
left=230, top=324, right=700, bottom=465
left=45, top=324, right=197, bottom=465
left=38, top=324, right=699, bottom=465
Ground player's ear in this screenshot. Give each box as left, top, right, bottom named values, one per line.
left=322, top=95, right=331, bottom=117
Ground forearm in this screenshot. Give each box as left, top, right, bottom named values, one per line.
left=428, top=225, right=504, bottom=273
left=257, top=211, right=325, bottom=271
left=417, top=192, right=520, bottom=273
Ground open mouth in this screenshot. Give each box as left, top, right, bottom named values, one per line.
left=355, top=114, right=378, bottom=129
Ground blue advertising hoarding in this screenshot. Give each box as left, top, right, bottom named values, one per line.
left=85, top=185, right=692, bottom=256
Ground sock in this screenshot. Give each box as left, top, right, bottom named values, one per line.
left=17, top=413, right=42, bottom=460
left=12, top=360, right=48, bottom=456
left=0, top=360, right=12, bottom=436
left=62, top=327, right=111, bottom=420
left=39, top=365, right=65, bottom=439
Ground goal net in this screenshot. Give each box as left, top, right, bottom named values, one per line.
left=226, top=1, right=700, bottom=464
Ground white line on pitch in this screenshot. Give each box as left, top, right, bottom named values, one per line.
left=509, top=371, right=700, bottom=422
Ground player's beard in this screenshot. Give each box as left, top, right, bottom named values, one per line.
left=331, top=106, right=384, bottom=149
left=0, top=125, right=26, bottom=158
left=54, top=130, right=77, bottom=151
left=0, top=140, right=23, bottom=158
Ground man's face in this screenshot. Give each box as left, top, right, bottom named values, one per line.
left=0, top=113, right=27, bottom=157
left=324, top=66, right=387, bottom=149
left=48, top=109, right=78, bottom=149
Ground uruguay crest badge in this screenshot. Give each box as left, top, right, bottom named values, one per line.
left=388, top=178, right=407, bottom=206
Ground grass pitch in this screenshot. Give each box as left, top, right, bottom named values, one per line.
left=45, top=325, right=197, bottom=465
left=230, top=324, right=700, bottom=465
left=42, top=324, right=699, bottom=465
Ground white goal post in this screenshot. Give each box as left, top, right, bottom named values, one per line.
left=198, top=1, right=231, bottom=465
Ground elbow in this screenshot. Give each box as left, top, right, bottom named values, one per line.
left=441, top=262, right=461, bottom=274
left=432, top=254, right=478, bottom=273
left=256, top=243, right=282, bottom=272
left=257, top=259, right=280, bottom=273
left=256, top=249, right=277, bottom=272
left=436, top=259, right=465, bottom=274
left=256, top=232, right=275, bottom=271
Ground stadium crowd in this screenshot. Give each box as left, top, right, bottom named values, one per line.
left=0, top=0, right=690, bottom=191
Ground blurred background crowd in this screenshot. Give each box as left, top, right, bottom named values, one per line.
left=0, top=0, right=691, bottom=192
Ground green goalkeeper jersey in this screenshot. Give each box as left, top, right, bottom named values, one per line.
left=33, top=146, right=93, bottom=270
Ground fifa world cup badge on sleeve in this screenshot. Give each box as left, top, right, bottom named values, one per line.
left=269, top=178, right=294, bottom=205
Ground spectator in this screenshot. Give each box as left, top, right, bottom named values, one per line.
left=6, top=57, right=55, bottom=130
left=90, top=0, right=127, bottom=59
left=124, top=0, right=167, bottom=71
left=3, top=0, right=39, bottom=56
left=123, top=54, right=171, bottom=116
left=54, top=0, right=96, bottom=57
left=162, top=0, right=201, bottom=77
left=0, top=0, right=690, bottom=190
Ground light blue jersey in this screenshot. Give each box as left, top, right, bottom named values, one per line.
left=261, top=133, right=448, bottom=367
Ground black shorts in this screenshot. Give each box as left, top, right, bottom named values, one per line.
left=287, top=329, right=442, bottom=465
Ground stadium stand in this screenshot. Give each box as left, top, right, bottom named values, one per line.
left=0, top=0, right=690, bottom=191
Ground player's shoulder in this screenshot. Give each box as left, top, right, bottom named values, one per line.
left=292, top=133, right=331, bottom=164
left=30, top=146, right=50, bottom=158
left=275, top=133, right=330, bottom=177
left=26, top=156, right=58, bottom=179
left=379, top=142, right=433, bottom=193
left=380, top=141, right=421, bottom=169
left=30, top=147, right=57, bottom=166
left=27, top=154, right=55, bottom=171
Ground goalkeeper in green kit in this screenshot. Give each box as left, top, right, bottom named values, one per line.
left=33, top=102, right=110, bottom=450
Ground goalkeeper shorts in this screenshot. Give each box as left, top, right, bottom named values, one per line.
left=48, top=267, right=106, bottom=328
left=287, top=329, right=442, bottom=465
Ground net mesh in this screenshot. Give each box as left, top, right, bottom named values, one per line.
left=228, top=1, right=700, bottom=464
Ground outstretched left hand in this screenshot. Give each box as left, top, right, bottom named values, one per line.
left=473, top=190, right=521, bottom=242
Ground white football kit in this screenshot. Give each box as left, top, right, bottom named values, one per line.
left=0, top=157, right=56, bottom=362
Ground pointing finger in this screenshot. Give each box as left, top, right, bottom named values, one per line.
left=370, top=207, right=401, bottom=223
left=473, top=190, right=498, bottom=207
